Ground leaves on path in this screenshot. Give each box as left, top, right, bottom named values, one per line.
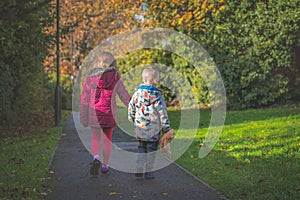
left=109, top=191, right=121, bottom=196
left=162, top=192, right=168, bottom=196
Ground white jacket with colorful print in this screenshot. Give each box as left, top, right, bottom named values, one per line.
left=128, top=84, right=171, bottom=142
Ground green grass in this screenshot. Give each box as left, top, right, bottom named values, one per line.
left=172, top=107, right=300, bottom=200
left=0, top=111, right=70, bottom=199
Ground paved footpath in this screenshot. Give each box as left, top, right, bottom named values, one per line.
left=45, top=114, right=226, bottom=200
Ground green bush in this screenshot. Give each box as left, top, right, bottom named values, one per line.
left=0, top=0, right=54, bottom=124
left=199, top=0, right=300, bottom=109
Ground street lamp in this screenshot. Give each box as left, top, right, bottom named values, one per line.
left=55, top=0, right=61, bottom=126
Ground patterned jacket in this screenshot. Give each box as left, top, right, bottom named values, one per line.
left=128, top=84, right=171, bottom=142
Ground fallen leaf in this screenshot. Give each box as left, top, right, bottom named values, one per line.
left=43, top=176, right=51, bottom=181
left=23, top=187, right=30, bottom=194
left=40, top=192, right=48, bottom=196
left=109, top=192, right=120, bottom=196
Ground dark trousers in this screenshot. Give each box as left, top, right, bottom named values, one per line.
left=137, top=140, right=159, bottom=171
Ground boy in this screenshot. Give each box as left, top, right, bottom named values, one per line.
left=128, top=66, right=174, bottom=179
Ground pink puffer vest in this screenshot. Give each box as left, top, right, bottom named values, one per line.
left=80, top=68, right=131, bottom=128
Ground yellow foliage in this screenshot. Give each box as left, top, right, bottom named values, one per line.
left=220, top=5, right=226, bottom=11
left=184, top=12, right=193, bottom=21
left=201, top=0, right=207, bottom=10
left=177, top=17, right=184, bottom=25
left=171, top=19, right=176, bottom=27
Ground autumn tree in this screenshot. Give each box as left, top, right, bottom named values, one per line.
left=45, top=0, right=145, bottom=76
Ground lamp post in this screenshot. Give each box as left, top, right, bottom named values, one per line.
left=55, top=0, right=61, bottom=126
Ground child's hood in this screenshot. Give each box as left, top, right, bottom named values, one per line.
left=85, top=67, right=119, bottom=89
left=135, top=85, right=163, bottom=106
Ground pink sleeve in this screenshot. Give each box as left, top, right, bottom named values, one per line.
left=117, top=79, right=131, bottom=107
left=80, top=79, right=90, bottom=127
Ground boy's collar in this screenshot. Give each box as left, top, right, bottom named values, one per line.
left=138, top=84, right=159, bottom=91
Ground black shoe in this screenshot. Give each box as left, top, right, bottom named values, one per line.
left=90, top=159, right=101, bottom=176
left=144, top=172, right=155, bottom=179
left=135, top=167, right=144, bottom=177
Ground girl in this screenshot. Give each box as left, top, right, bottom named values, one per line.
left=80, top=51, right=131, bottom=175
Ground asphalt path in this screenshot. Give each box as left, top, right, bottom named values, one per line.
left=45, top=114, right=226, bottom=200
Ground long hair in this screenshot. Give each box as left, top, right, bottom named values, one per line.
left=92, top=51, right=117, bottom=69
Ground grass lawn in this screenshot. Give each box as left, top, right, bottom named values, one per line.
left=0, top=111, right=70, bottom=199
left=171, top=107, right=300, bottom=200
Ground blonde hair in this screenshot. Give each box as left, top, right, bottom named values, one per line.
left=142, top=66, right=159, bottom=84
left=92, top=51, right=117, bottom=69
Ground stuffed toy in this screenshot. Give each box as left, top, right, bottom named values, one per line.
left=159, top=129, right=175, bottom=155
